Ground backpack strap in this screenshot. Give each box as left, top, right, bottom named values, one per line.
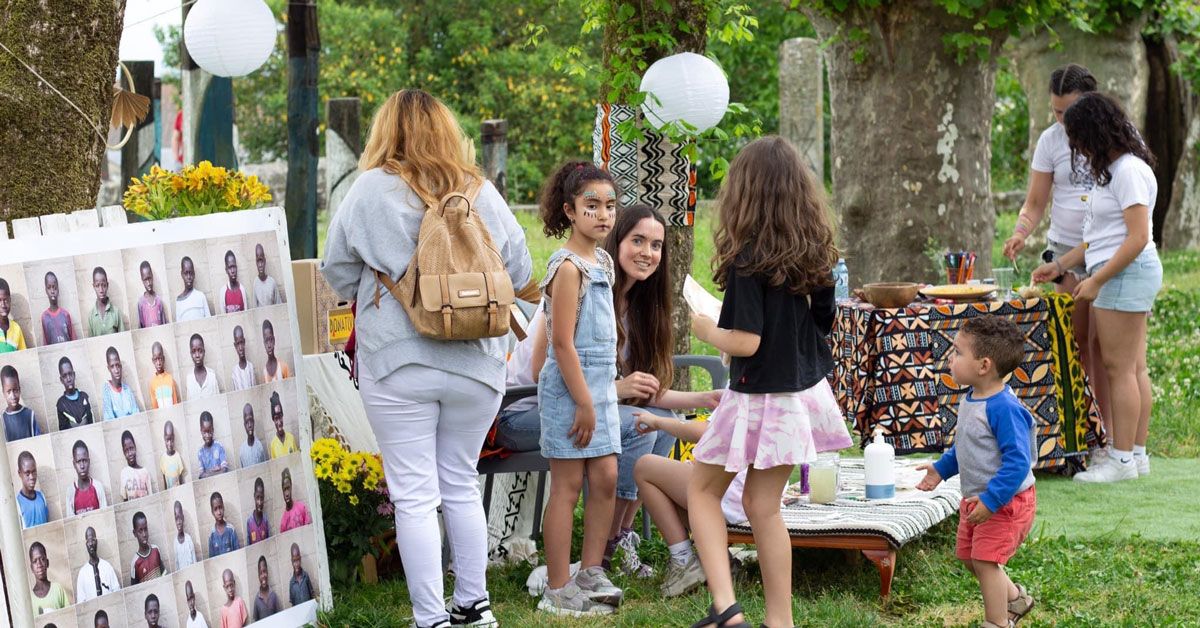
left=437, top=176, right=485, bottom=216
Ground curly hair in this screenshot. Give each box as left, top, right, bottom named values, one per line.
left=1049, top=63, right=1096, bottom=96
left=960, top=315, right=1026, bottom=376
left=538, top=161, right=617, bottom=239
left=603, top=204, right=673, bottom=399
left=712, top=136, right=838, bottom=295
left=1063, top=92, right=1155, bottom=186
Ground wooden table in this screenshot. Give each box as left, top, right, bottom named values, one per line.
left=727, top=531, right=898, bottom=597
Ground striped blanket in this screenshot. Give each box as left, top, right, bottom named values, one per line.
left=728, top=460, right=961, bottom=549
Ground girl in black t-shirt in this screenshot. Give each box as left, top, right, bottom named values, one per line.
left=687, top=136, right=853, bottom=628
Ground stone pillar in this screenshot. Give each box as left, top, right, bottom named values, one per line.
left=326, top=97, right=361, bottom=216
left=181, top=1, right=236, bottom=169
left=152, top=78, right=163, bottom=165
left=779, top=37, right=824, bottom=180
left=119, top=60, right=157, bottom=197
left=481, top=119, right=508, bottom=200
left=287, top=0, right=320, bottom=259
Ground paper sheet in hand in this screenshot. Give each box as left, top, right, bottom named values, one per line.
left=684, top=274, right=723, bottom=320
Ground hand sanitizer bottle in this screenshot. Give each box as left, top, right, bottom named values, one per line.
left=864, top=429, right=895, bottom=499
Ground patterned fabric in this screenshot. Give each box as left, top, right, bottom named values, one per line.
left=594, top=103, right=640, bottom=208
left=670, top=414, right=709, bottom=461
left=728, top=460, right=962, bottom=548
left=830, top=297, right=1103, bottom=471
left=1043, top=293, right=1106, bottom=470
left=693, top=382, right=853, bottom=472
left=593, top=103, right=697, bottom=226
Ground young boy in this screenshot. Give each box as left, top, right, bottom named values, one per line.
left=160, top=420, right=187, bottom=487
left=917, top=315, right=1038, bottom=628
left=40, top=271, right=76, bottom=345
left=66, top=440, right=108, bottom=515
left=144, top=593, right=163, bottom=628
left=246, top=477, right=270, bottom=545
left=129, top=510, right=167, bottom=584
left=173, top=500, right=198, bottom=569
left=0, top=277, right=27, bottom=351
left=56, top=356, right=94, bottom=430
left=119, top=430, right=153, bottom=501
left=75, top=525, right=120, bottom=601
left=288, top=542, right=315, bottom=605
left=28, top=541, right=70, bottom=614
left=175, top=257, right=211, bottom=322
left=186, top=334, right=220, bottom=399
left=253, top=555, right=281, bottom=620
left=253, top=243, right=281, bottom=307
left=87, top=267, right=125, bottom=337
left=138, top=261, right=168, bottom=328
left=239, top=403, right=267, bottom=468
left=261, top=319, right=290, bottom=382
left=208, top=491, right=240, bottom=557
left=230, top=325, right=256, bottom=391
left=148, top=341, right=181, bottom=409
left=2, top=365, right=40, bottom=441
left=197, top=411, right=228, bottom=478
left=185, top=580, right=211, bottom=628
left=220, top=569, right=249, bottom=628
left=267, top=392, right=296, bottom=459
left=223, top=250, right=249, bottom=313
left=16, top=451, right=48, bottom=528
left=101, top=346, right=141, bottom=419
left=278, top=468, right=311, bottom=532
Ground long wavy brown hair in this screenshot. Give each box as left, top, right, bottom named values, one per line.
left=712, top=136, right=838, bottom=294
left=1063, top=92, right=1156, bottom=186
left=359, top=89, right=482, bottom=202
left=604, top=204, right=673, bottom=401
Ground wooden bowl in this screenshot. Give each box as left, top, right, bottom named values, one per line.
left=860, top=282, right=921, bottom=308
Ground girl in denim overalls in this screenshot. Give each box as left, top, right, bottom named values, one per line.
left=534, top=162, right=624, bottom=617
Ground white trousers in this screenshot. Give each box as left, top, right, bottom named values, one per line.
left=359, top=364, right=501, bottom=626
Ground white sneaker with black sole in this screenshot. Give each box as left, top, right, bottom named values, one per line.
left=448, top=597, right=499, bottom=627
left=1073, top=456, right=1138, bottom=483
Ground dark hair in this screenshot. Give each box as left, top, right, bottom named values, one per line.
left=538, top=160, right=617, bottom=239
left=95, top=610, right=109, bottom=621
left=210, top=491, right=223, bottom=505
left=960, top=315, right=1026, bottom=376
left=190, top=333, right=204, bottom=347
left=17, top=450, right=34, bottom=467
left=255, top=476, right=265, bottom=491
left=1049, top=63, right=1097, bottom=96
left=132, top=511, right=147, bottom=528
left=44, top=271, right=57, bottom=284
left=281, top=468, right=292, bottom=484
left=1063, top=92, right=1155, bottom=186
left=233, top=324, right=244, bottom=338
left=0, top=277, right=9, bottom=295
left=713, top=136, right=838, bottom=295
left=145, top=593, right=159, bottom=610
left=105, top=346, right=120, bottom=363
left=73, top=440, right=89, bottom=456
left=121, top=430, right=135, bottom=445
left=0, top=364, right=17, bottom=383
left=58, top=356, right=72, bottom=371
left=258, top=555, right=269, bottom=570
left=270, top=390, right=282, bottom=413
left=139, top=260, right=151, bottom=273
left=263, top=319, right=274, bottom=333
left=603, top=204, right=673, bottom=398
left=28, top=540, right=46, bottom=558
left=92, top=266, right=107, bottom=280
left=200, top=410, right=214, bottom=426
left=181, top=256, right=193, bottom=268
left=225, top=250, right=236, bottom=263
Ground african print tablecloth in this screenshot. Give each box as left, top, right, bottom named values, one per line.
left=830, top=294, right=1104, bottom=471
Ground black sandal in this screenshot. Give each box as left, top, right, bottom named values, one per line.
left=691, top=602, right=751, bottom=628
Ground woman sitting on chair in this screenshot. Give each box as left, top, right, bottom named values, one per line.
left=497, top=204, right=723, bottom=577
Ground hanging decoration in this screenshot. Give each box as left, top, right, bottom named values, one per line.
left=639, top=52, right=730, bottom=133
left=183, top=0, right=278, bottom=77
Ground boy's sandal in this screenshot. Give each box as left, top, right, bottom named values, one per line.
left=691, top=602, right=751, bottom=628
left=1008, top=583, right=1035, bottom=624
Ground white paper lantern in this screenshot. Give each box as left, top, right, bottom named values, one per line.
left=639, top=52, right=730, bottom=133
left=184, top=0, right=278, bottom=77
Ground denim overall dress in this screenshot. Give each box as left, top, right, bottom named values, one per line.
left=537, top=248, right=622, bottom=459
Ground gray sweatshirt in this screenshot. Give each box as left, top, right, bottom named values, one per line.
left=320, top=168, right=533, bottom=392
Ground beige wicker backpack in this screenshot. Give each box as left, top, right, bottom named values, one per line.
left=373, top=177, right=516, bottom=340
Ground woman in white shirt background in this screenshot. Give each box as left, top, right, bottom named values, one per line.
left=1004, top=63, right=1111, bottom=437
left=1033, top=92, right=1162, bottom=484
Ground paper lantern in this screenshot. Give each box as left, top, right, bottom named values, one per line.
left=184, top=0, right=277, bottom=77
left=639, top=52, right=730, bottom=133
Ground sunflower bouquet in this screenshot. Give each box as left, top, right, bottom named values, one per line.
left=310, top=438, right=393, bottom=582
left=122, top=161, right=272, bottom=220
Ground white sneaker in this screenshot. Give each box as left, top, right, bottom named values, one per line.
left=615, top=531, right=654, bottom=578
left=1073, top=457, right=1138, bottom=483
left=1135, top=453, right=1150, bottom=477
left=661, top=554, right=706, bottom=597
left=447, top=597, right=498, bottom=627
left=574, top=565, right=624, bottom=607
left=1090, top=446, right=1111, bottom=464
left=537, top=581, right=615, bottom=617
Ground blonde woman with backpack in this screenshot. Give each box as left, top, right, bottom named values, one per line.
left=321, top=89, right=535, bottom=628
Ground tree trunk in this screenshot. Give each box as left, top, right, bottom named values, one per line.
left=1143, top=33, right=1192, bottom=246
left=0, top=0, right=127, bottom=221
left=803, top=1, right=1006, bottom=285
left=1164, top=113, right=1200, bottom=251
left=600, top=1, right=707, bottom=382
left=1012, top=15, right=1150, bottom=154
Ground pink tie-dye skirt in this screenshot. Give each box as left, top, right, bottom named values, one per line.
left=692, top=378, right=853, bottom=472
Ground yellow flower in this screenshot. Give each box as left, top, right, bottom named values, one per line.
left=349, top=495, right=359, bottom=506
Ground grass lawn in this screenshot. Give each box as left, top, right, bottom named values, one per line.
left=315, top=208, right=1200, bottom=627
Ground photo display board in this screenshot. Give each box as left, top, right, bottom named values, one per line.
left=0, top=209, right=329, bottom=628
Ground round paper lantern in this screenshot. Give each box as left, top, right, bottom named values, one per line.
left=639, top=52, right=730, bottom=133
left=184, top=0, right=277, bottom=77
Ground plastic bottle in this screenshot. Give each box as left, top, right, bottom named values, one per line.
left=864, top=429, right=895, bottom=500
left=834, top=258, right=849, bottom=301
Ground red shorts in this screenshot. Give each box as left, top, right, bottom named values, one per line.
left=955, top=485, right=1036, bottom=565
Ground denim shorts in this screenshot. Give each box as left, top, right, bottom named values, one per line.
left=1089, top=249, right=1162, bottom=313
left=1043, top=239, right=1087, bottom=280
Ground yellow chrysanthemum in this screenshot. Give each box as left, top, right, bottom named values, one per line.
left=349, top=495, right=359, bottom=506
